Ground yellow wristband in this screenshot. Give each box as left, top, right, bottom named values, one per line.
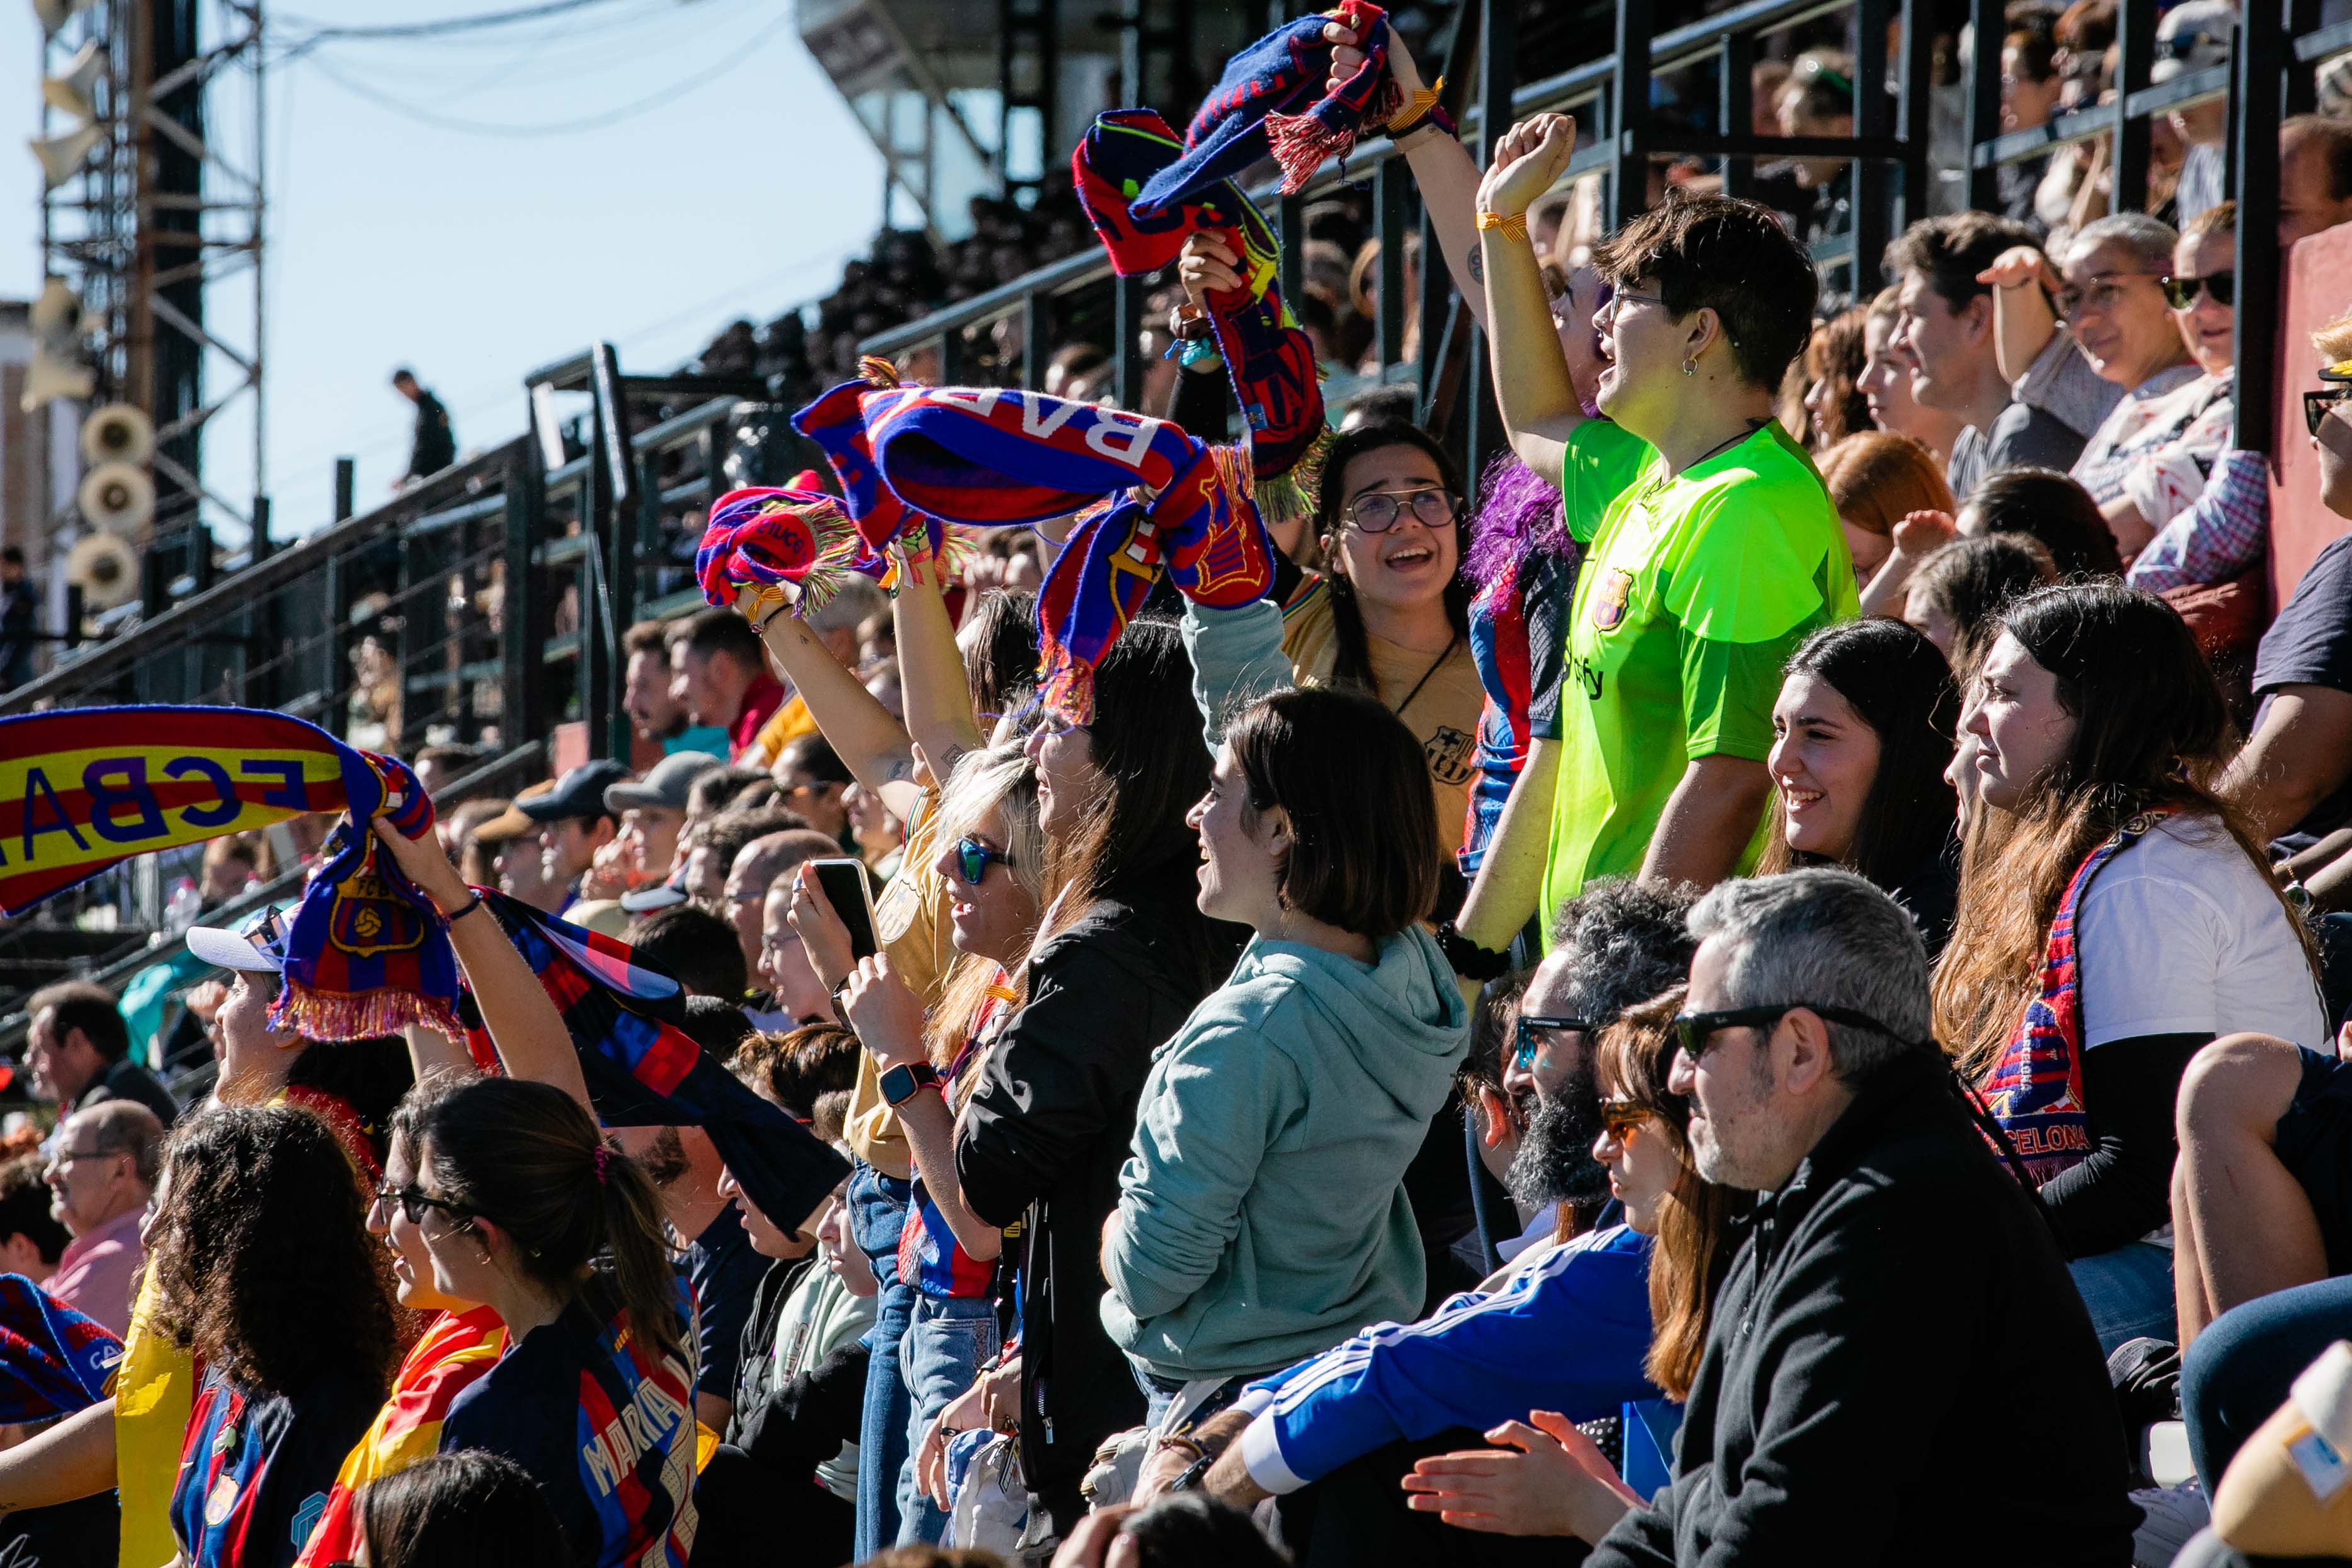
left=1385, top=76, right=1443, bottom=134
left=1475, top=208, right=1530, bottom=243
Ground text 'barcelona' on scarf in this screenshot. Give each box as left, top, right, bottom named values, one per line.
left=0, top=704, right=458, bottom=1040
left=460, top=888, right=849, bottom=1236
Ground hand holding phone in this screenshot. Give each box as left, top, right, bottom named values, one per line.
left=809, top=858, right=880, bottom=963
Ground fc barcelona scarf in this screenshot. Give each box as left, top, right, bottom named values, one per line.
left=788, top=365, right=1278, bottom=718
left=0, top=705, right=458, bottom=1038
left=465, top=890, right=850, bottom=1234
left=1074, top=108, right=1329, bottom=525
left=693, top=468, right=872, bottom=620
left=1979, top=809, right=2173, bottom=1185
left=0, top=1273, right=119, bottom=1423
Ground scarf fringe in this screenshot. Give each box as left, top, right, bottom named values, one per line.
left=1037, top=657, right=1096, bottom=725
left=276, top=982, right=461, bottom=1043
left=1264, top=109, right=1361, bottom=193
left=1256, top=425, right=1330, bottom=532
left=857, top=355, right=902, bottom=389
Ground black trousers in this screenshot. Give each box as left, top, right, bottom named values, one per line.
left=1271, top=1428, right=1589, bottom=1568
left=688, top=1443, right=855, bottom=1567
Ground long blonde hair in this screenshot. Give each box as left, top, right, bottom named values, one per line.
left=922, top=745, right=1043, bottom=1105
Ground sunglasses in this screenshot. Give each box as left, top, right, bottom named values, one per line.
left=2307, top=384, right=2352, bottom=436
left=1513, top=1014, right=1603, bottom=1072
left=953, top=835, right=1008, bottom=887
left=373, top=1180, right=477, bottom=1229
left=1598, top=1096, right=1650, bottom=1143
left=2160, top=271, right=2234, bottom=310
left=1672, top=1001, right=1914, bottom=1060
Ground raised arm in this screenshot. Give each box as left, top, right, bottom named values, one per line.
left=1477, top=115, right=1589, bottom=482
left=740, top=587, right=919, bottom=819
left=1978, top=246, right=2061, bottom=389
left=890, top=543, right=989, bottom=784
left=370, top=818, right=593, bottom=1111
left=1324, top=20, right=1488, bottom=329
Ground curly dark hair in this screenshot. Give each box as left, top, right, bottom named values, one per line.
left=145, top=1104, right=402, bottom=1400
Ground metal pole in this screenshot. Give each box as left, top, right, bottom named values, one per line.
left=1894, top=0, right=1934, bottom=234
left=1612, top=0, right=1655, bottom=227
left=1375, top=156, right=1407, bottom=372
left=2232, top=0, right=2283, bottom=458
left=1113, top=273, right=1145, bottom=412
left=1467, top=0, right=1517, bottom=475
left=502, top=445, right=545, bottom=752
left=1851, top=0, right=1892, bottom=297
left=1963, top=0, right=2003, bottom=213
left=2113, top=0, right=2156, bottom=213
left=333, top=457, right=355, bottom=522
left=1719, top=31, right=1754, bottom=202
left=1024, top=293, right=1051, bottom=392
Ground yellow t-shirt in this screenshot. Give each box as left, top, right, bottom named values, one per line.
left=746, top=692, right=819, bottom=771
left=113, top=1271, right=192, bottom=1568
left=1280, top=589, right=1484, bottom=860
left=844, top=788, right=957, bottom=1178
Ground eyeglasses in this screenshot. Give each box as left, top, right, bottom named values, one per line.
left=2160, top=271, right=2235, bottom=310
left=1598, top=1097, right=1650, bottom=1144
left=2054, top=273, right=2164, bottom=319
left=2306, top=384, right=2352, bottom=436
left=1672, top=1001, right=1915, bottom=1060
left=1605, top=288, right=1667, bottom=322
left=42, top=1146, right=120, bottom=1178
left=1343, top=488, right=1462, bottom=534
left=953, top=835, right=1008, bottom=887
left=372, top=1180, right=477, bottom=1229
left=1513, top=1014, right=1602, bottom=1073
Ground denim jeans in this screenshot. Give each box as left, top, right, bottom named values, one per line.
left=2183, top=1273, right=2352, bottom=1486
left=848, top=1162, right=916, bottom=1560
left=895, top=1293, right=1002, bottom=1546
left=2067, top=1240, right=2177, bottom=1355
left=1132, top=1363, right=1244, bottom=1432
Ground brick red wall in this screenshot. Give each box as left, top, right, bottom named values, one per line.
left=2269, top=225, right=2352, bottom=603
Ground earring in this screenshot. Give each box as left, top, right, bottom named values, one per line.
left=1681, top=358, right=1696, bottom=377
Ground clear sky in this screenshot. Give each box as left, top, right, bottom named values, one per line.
left=1, top=0, right=887, bottom=545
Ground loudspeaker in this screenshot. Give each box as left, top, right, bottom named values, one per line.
left=28, top=278, right=79, bottom=346
left=79, top=402, right=151, bottom=467
left=66, top=531, right=137, bottom=608
left=30, top=122, right=103, bottom=188
left=20, top=348, right=94, bottom=412
left=40, top=40, right=103, bottom=119
left=77, top=460, right=153, bottom=536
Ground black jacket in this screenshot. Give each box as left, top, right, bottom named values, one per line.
left=76, top=1057, right=179, bottom=1128
left=956, top=893, right=1234, bottom=1527
left=723, top=1255, right=868, bottom=1475
left=1590, top=1051, right=2139, bottom=1568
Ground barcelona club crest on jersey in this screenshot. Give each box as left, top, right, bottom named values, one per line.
left=1591, top=567, right=1635, bottom=632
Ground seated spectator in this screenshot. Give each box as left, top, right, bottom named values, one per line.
left=844, top=781, right=907, bottom=876
left=515, top=760, right=628, bottom=910
left=40, top=1101, right=162, bottom=1337
left=623, top=903, right=747, bottom=1002
left=1055, top=1494, right=1290, bottom=1568
left=2158, top=4, right=2232, bottom=230
left=1937, top=584, right=2327, bottom=1353
left=1760, top=619, right=1962, bottom=957
left=604, top=752, right=719, bottom=892
left=688, top=765, right=773, bottom=830
left=342, top=1451, right=569, bottom=1568
left=1798, top=308, right=1872, bottom=453
left=1456, top=974, right=1531, bottom=1273
left=409, top=744, right=477, bottom=802
left=1887, top=212, right=2120, bottom=501
left=1955, top=465, right=2125, bottom=579
left=1996, top=19, right=2062, bottom=223
left=196, top=833, right=262, bottom=909
left=1530, top=869, right=2135, bottom=1561
left=743, top=579, right=890, bottom=767
left=24, top=982, right=178, bottom=1127
left=2281, top=113, right=2352, bottom=247
left=445, top=797, right=510, bottom=887
left=1856, top=285, right=1963, bottom=467
left=1816, top=430, right=1953, bottom=592
left=0, top=1152, right=67, bottom=1285
left=1100, top=688, right=1467, bottom=1424
left=1900, top=532, right=2060, bottom=669
left=729, top=1023, right=861, bottom=1125
left=729, top=828, right=843, bottom=1026
left=671, top=608, right=788, bottom=764
left=625, top=619, right=728, bottom=758
left=771, top=732, right=854, bottom=843
left=679, top=804, right=805, bottom=907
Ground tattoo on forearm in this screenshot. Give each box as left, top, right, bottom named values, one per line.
left=1467, top=245, right=1484, bottom=285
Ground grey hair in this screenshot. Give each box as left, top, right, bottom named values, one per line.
left=2069, top=213, right=2179, bottom=273
left=935, top=744, right=1045, bottom=902
left=1547, top=877, right=1700, bottom=1026
left=1686, top=867, right=1932, bottom=1085
left=67, top=1098, right=167, bottom=1189
left=807, top=576, right=888, bottom=637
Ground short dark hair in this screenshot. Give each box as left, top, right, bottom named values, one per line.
left=2286, top=113, right=2352, bottom=202
left=698, top=807, right=807, bottom=879
left=1225, top=687, right=1439, bottom=937
left=688, top=766, right=770, bottom=819
left=1458, top=971, right=1532, bottom=1101
left=356, top=1450, right=569, bottom=1568
left=0, top=1154, right=67, bottom=1265
left=1546, top=878, right=1699, bottom=1026
left=1592, top=191, right=1819, bottom=389
left=1883, top=211, right=2043, bottom=313
left=730, top=1023, right=861, bottom=1120
left=0, top=546, right=23, bottom=567
left=29, top=981, right=129, bottom=1062
left=1957, top=466, right=2124, bottom=579
left=776, top=732, right=852, bottom=787
left=678, top=994, right=756, bottom=1058
left=675, top=607, right=764, bottom=673
left=626, top=906, right=748, bottom=1000
left=1910, top=533, right=2059, bottom=672
left=1115, top=1494, right=1291, bottom=1568
left=623, top=619, right=673, bottom=658
left=389, top=367, right=416, bottom=384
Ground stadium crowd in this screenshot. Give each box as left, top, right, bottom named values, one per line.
left=9, top=5, right=2352, bottom=1568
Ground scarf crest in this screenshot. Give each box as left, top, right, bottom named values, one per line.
left=1980, top=809, right=2173, bottom=1184
left=0, top=1273, right=118, bottom=1423
left=0, top=705, right=458, bottom=1038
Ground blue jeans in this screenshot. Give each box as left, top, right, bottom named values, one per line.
left=848, top=1162, right=916, bottom=1560
left=1132, top=1363, right=1245, bottom=1431
left=895, top=1293, right=1001, bottom=1546
left=2183, top=1273, right=2352, bottom=1486
left=2067, top=1241, right=2176, bottom=1355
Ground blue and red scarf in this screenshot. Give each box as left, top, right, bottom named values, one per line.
left=787, top=366, right=1277, bottom=719
left=1980, top=810, right=2173, bottom=1184
left=693, top=467, right=873, bottom=618
left=463, top=890, right=849, bottom=1236
left=0, top=705, right=457, bottom=1038
left=0, top=1273, right=118, bottom=1423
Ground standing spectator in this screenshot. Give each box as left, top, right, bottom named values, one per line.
left=1887, top=213, right=2120, bottom=499
left=623, top=621, right=728, bottom=759
left=390, top=368, right=455, bottom=485
left=0, top=545, right=37, bottom=690
left=1955, top=465, right=2126, bottom=579
left=603, top=752, right=717, bottom=892
left=1856, top=287, right=1964, bottom=467
left=0, top=1154, right=67, bottom=1285
left=516, top=760, right=627, bottom=911
left=671, top=609, right=787, bottom=764
left=1996, top=21, right=2062, bottom=223
left=471, top=785, right=568, bottom=914
left=1479, top=121, right=1856, bottom=909
left=2280, top=113, right=2352, bottom=247
left=1900, top=533, right=2059, bottom=669
left=41, top=1101, right=162, bottom=1338
left=727, top=829, right=840, bottom=1024
left=24, top=982, right=179, bottom=1127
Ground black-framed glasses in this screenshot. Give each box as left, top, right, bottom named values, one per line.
left=953, top=835, right=1008, bottom=887
left=1514, top=1014, right=1603, bottom=1072
left=2160, top=271, right=2235, bottom=310
left=2054, top=273, right=2164, bottom=319
left=1605, top=288, right=1666, bottom=322
left=1598, top=1096, right=1650, bottom=1144
left=1343, top=488, right=1462, bottom=534
left=373, top=1180, right=477, bottom=1229
left=42, top=1146, right=122, bottom=1178
left=2307, top=385, right=2352, bottom=436
left=1672, top=1001, right=1913, bottom=1060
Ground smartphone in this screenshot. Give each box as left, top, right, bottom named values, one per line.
left=810, top=858, right=880, bottom=962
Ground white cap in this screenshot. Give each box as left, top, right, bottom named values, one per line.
left=185, top=904, right=293, bottom=973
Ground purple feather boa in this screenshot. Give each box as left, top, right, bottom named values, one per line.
left=1462, top=450, right=1572, bottom=592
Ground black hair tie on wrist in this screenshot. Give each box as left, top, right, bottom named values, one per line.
left=443, top=892, right=484, bottom=924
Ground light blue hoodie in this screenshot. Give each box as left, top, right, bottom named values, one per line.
left=1099, top=926, right=1471, bottom=1382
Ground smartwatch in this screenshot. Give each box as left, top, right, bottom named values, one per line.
left=879, top=1062, right=941, bottom=1108
left=1434, top=920, right=1513, bottom=982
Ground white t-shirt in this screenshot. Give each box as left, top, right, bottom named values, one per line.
left=2077, top=814, right=2330, bottom=1054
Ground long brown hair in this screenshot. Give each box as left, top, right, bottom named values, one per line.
left=1933, top=583, right=2317, bottom=1079
left=1310, top=422, right=1471, bottom=694
left=1595, top=988, right=1749, bottom=1402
